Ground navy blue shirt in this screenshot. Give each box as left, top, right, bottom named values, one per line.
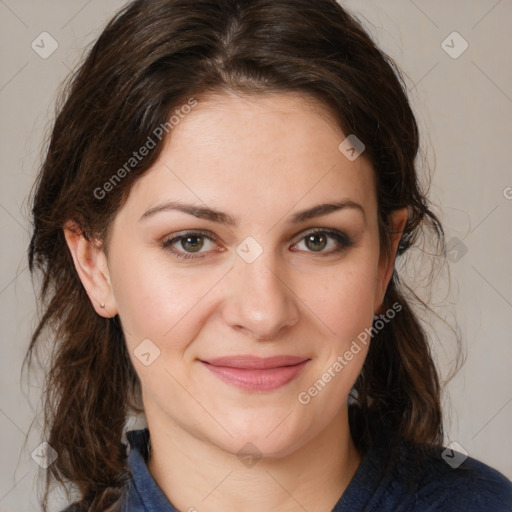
left=64, top=423, right=512, bottom=511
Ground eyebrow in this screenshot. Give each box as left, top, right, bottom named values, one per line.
left=139, top=199, right=366, bottom=226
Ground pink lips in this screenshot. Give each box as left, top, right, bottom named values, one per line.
left=200, top=355, right=310, bottom=391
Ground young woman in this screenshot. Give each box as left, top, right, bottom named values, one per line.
left=25, top=0, right=512, bottom=511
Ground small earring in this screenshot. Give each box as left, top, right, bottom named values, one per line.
left=100, top=303, right=105, bottom=309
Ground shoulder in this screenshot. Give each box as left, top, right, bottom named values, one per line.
left=399, top=441, right=512, bottom=511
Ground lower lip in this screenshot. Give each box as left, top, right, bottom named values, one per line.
left=200, top=360, right=309, bottom=391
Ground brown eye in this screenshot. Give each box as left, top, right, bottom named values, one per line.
left=305, top=233, right=328, bottom=252
left=162, top=230, right=218, bottom=260
left=180, top=235, right=205, bottom=253
left=293, top=229, right=353, bottom=255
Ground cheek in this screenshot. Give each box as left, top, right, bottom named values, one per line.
left=110, top=245, right=229, bottom=357
left=297, top=257, right=378, bottom=342
left=110, top=238, right=379, bottom=361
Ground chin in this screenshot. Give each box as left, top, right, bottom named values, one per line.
left=213, top=419, right=313, bottom=461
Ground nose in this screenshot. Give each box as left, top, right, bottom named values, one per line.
left=221, top=250, right=301, bottom=340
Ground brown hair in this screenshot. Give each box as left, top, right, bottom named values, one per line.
left=24, top=0, right=459, bottom=510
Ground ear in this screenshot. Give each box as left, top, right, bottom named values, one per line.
left=63, top=221, right=118, bottom=318
left=374, top=207, right=409, bottom=315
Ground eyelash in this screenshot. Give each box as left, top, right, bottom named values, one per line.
left=162, top=228, right=354, bottom=260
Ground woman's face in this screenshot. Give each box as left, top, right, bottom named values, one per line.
left=86, top=92, right=405, bottom=457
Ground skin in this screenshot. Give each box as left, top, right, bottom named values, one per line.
left=65, top=91, right=407, bottom=512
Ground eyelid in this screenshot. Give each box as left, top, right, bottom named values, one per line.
left=161, top=229, right=219, bottom=260
left=291, top=227, right=354, bottom=251
left=162, top=227, right=353, bottom=260
left=293, top=227, right=345, bottom=241
left=162, top=227, right=351, bottom=244
left=162, top=228, right=217, bottom=244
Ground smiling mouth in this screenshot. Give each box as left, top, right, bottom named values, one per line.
left=199, top=356, right=310, bottom=391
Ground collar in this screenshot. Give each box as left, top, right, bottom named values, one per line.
left=123, top=418, right=394, bottom=512
left=125, top=428, right=179, bottom=511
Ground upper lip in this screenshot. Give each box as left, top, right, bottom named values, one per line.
left=201, top=355, right=310, bottom=369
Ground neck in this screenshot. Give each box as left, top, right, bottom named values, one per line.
left=146, top=407, right=361, bottom=512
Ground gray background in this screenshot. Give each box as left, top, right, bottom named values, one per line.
left=1, top=1, right=511, bottom=510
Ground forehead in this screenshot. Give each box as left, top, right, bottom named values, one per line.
left=118, top=92, right=376, bottom=223
left=169, top=91, right=345, bottom=158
